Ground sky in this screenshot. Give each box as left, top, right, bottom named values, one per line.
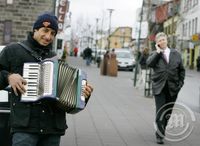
left=69, top=0, right=143, bottom=30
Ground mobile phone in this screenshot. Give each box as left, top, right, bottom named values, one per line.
left=155, top=44, right=160, bottom=48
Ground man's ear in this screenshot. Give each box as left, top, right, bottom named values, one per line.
left=33, top=28, right=39, bottom=33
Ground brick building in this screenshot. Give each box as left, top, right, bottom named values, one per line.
left=0, top=0, right=55, bottom=45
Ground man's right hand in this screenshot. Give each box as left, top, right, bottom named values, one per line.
left=155, top=44, right=163, bottom=54
left=8, top=73, right=27, bottom=96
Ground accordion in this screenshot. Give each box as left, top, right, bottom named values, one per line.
left=21, top=60, right=87, bottom=113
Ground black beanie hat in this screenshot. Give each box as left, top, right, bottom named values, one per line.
left=33, top=12, right=58, bottom=34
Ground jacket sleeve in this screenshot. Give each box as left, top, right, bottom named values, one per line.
left=146, top=51, right=161, bottom=68
left=0, top=47, right=11, bottom=90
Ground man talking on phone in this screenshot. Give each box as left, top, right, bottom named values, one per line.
left=146, top=32, right=185, bottom=144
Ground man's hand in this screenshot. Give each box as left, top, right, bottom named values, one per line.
left=8, top=73, right=27, bottom=96
left=155, top=44, right=163, bottom=54
left=83, top=82, right=93, bottom=100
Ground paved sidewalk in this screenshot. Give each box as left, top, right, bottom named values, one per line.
left=178, top=69, right=200, bottom=112
left=60, top=57, right=200, bottom=146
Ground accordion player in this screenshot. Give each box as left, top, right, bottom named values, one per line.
left=21, top=60, right=87, bottom=113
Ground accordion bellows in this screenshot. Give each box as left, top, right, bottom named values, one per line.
left=22, top=60, right=87, bottom=113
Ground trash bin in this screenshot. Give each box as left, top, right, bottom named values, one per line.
left=100, top=51, right=110, bottom=75
left=0, top=90, right=12, bottom=146
left=107, top=56, right=118, bottom=77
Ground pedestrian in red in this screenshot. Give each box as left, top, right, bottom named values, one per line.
left=73, top=47, right=78, bottom=57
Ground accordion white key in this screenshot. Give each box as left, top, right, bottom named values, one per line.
left=21, top=60, right=87, bottom=113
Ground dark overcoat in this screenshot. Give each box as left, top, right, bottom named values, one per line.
left=146, top=49, right=185, bottom=96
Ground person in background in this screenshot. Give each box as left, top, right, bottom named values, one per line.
left=110, top=48, right=116, bottom=58
left=138, top=48, right=149, bottom=86
left=146, top=32, right=185, bottom=144
left=0, top=12, right=93, bottom=146
left=73, top=47, right=78, bottom=57
left=83, top=47, right=92, bottom=66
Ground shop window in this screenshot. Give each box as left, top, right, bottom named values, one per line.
left=7, top=0, right=13, bottom=4
left=3, top=21, right=12, bottom=44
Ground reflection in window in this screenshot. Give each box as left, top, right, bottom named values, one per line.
left=7, top=0, right=13, bottom=4
left=3, top=21, right=12, bottom=44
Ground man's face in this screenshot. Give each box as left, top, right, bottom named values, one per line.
left=33, top=27, right=56, bottom=46
left=156, top=36, right=168, bottom=49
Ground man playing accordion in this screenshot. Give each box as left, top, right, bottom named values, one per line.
left=0, top=12, right=93, bottom=146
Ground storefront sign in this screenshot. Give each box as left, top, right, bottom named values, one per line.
left=57, top=0, right=69, bottom=32
left=192, top=34, right=199, bottom=41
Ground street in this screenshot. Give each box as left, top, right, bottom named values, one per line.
left=60, top=56, right=200, bottom=146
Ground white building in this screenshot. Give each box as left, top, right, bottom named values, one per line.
left=176, top=0, right=200, bottom=68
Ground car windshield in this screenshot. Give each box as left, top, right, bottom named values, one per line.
left=116, top=52, right=132, bottom=58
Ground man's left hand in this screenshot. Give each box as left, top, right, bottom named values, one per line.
left=83, top=83, right=93, bottom=99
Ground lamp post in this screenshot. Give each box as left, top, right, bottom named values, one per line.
left=133, top=0, right=144, bottom=87
left=107, top=8, right=114, bottom=51
left=95, top=18, right=99, bottom=63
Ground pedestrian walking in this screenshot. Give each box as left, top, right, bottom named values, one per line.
left=73, top=47, right=78, bottom=57
left=137, top=48, right=149, bottom=87
left=0, top=12, right=93, bottom=146
left=146, top=32, right=185, bottom=144
left=83, top=47, right=92, bottom=66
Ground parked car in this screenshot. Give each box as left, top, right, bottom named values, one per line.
left=115, top=49, right=136, bottom=71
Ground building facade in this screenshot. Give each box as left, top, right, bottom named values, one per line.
left=0, top=0, right=54, bottom=45
left=177, top=0, right=200, bottom=69
left=108, top=27, right=132, bottom=49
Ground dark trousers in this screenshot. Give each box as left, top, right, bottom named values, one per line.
left=12, top=133, right=61, bottom=146
left=154, top=83, right=177, bottom=138
left=0, top=113, right=12, bottom=146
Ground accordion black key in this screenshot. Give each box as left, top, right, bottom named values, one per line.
left=22, top=60, right=87, bottom=113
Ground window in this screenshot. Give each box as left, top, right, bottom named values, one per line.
left=182, top=24, right=185, bottom=36
left=193, top=0, right=198, bottom=6
left=195, top=17, right=198, bottom=34
left=189, top=21, right=191, bottom=36
left=7, top=0, right=13, bottom=4
left=184, top=0, right=188, bottom=11
left=189, top=0, right=192, bottom=9
left=3, top=21, right=12, bottom=44
left=57, top=39, right=62, bottom=50
left=185, top=22, right=188, bottom=37
left=192, top=19, right=195, bottom=34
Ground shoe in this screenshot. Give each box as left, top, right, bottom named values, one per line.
left=156, top=137, right=164, bottom=144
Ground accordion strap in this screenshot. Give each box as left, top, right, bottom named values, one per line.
left=17, top=42, right=42, bottom=61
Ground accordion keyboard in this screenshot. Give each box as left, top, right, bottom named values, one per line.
left=23, top=63, right=40, bottom=100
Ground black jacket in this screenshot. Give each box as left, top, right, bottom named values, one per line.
left=0, top=33, right=67, bottom=135
left=139, top=54, right=149, bottom=69
left=146, top=49, right=185, bottom=96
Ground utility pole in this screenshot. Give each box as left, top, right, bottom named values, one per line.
left=133, top=0, right=144, bottom=87
left=95, top=18, right=99, bottom=63
left=107, top=8, right=114, bottom=51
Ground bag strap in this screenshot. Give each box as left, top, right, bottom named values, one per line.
left=17, top=42, right=42, bottom=61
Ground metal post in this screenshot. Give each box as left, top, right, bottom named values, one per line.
left=95, top=18, right=99, bottom=63
left=107, top=9, right=114, bottom=51
left=133, top=0, right=144, bottom=87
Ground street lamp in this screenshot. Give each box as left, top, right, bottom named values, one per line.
left=107, top=8, right=114, bottom=51
left=95, top=18, right=99, bottom=63
left=133, top=0, right=144, bottom=87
